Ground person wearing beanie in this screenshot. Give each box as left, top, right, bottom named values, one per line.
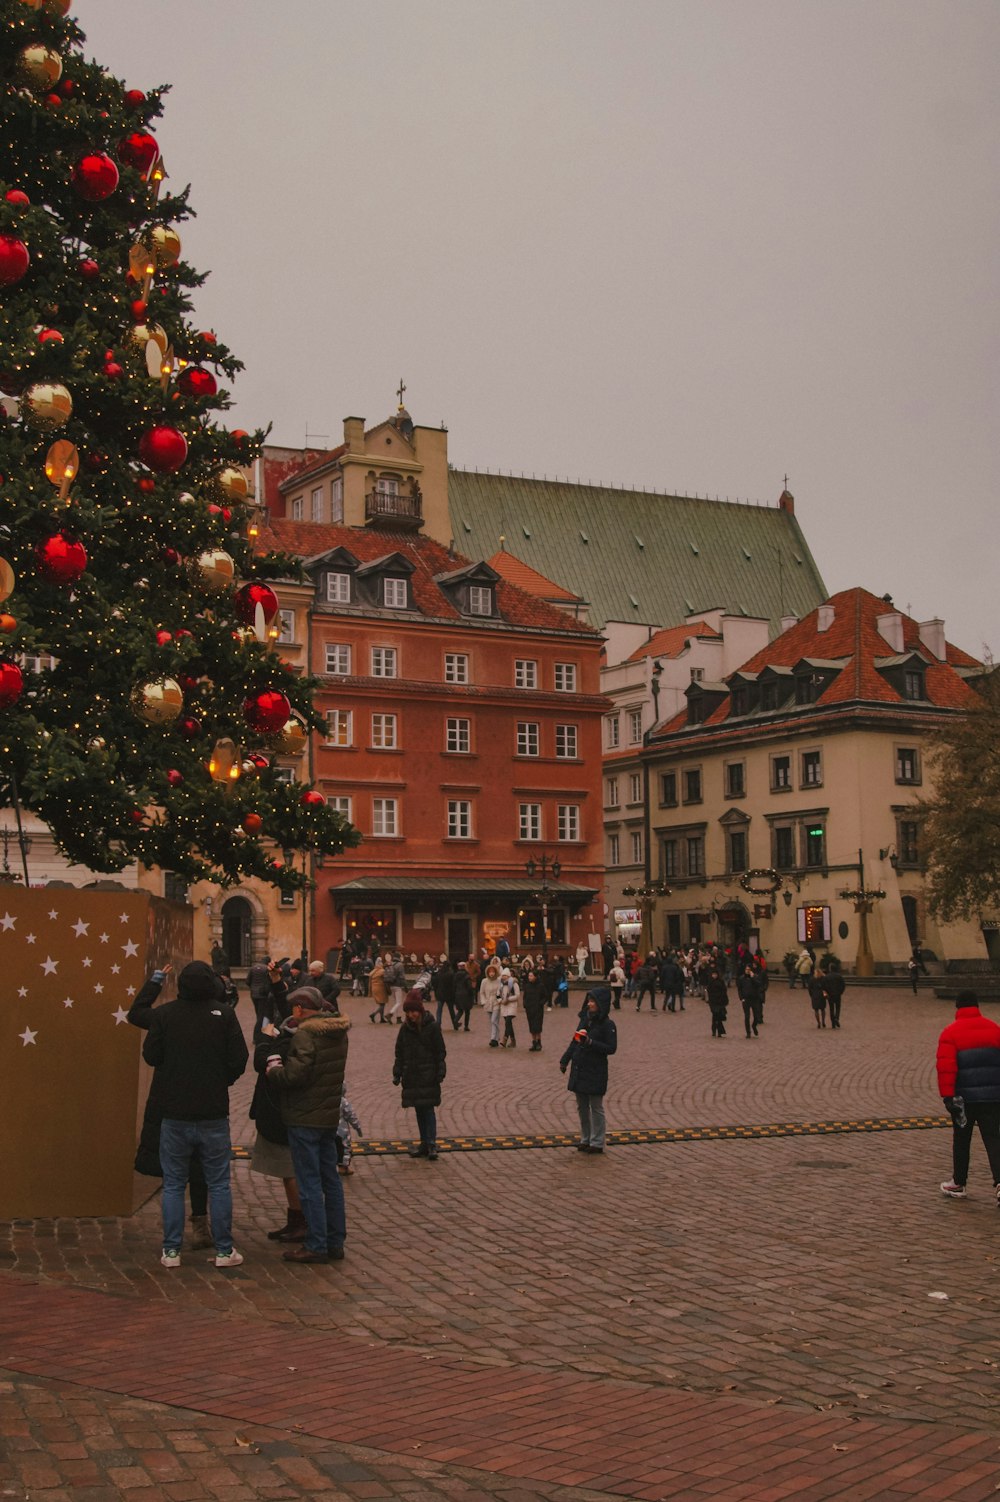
left=265, top=987, right=351, bottom=1263
left=936, top=990, right=1000, bottom=1201
left=559, top=987, right=617, bottom=1154
left=393, top=991, right=447, bottom=1159
left=141, top=960, right=249, bottom=1270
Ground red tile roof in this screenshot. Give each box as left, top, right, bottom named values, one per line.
left=257, top=521, right=601, bottom=636
left=626, top=620, right=721, bottom=663
left=486, top=550, right=583, bottom=604
left=651, top=587, right=982, bottom=740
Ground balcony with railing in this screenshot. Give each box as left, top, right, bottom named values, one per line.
left=365, top=486, right=423, bottom=530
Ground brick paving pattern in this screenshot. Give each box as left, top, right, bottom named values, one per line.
left=4, top=986, right=1000, bottom=1500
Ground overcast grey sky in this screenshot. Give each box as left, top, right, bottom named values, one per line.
left=82, top=1, right=998, bottom=656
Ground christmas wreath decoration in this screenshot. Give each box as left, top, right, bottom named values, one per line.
left=740, top=867, right=782, bottom=896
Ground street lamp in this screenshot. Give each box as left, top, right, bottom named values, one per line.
left=622, top=879, right=671, bottom=956
left=525, top=852, right=561, bottom=967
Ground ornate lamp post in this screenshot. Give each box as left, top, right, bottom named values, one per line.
left=525, top=853, right=561, bottom=967
left=622, top=880, right=671, bottom=956
left=839, top=849, right=885, bottom=979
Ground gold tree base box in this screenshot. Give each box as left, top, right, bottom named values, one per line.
left=0, top=887, right=193, bottom=1219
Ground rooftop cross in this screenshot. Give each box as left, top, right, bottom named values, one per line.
left=397, top=378, right=407, bottom=409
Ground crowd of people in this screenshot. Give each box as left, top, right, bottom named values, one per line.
left=127, top=935, right=1000, bottom=1274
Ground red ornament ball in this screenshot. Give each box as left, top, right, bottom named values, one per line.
left=60, top=78, right=74, bottom=97
left=118, top=131, right=159, bottom=173
left=166, top=769, right=184, bottom=787
left=155, top=629, right=173, bottom=646
left=243, top=689, right=291, bottom=735
left=45, top=93, right=61, bottom=110
left=199, top=330, right=217, bottom=346
left=139, top=424, right=188, bottom=473
left=35, top=533, right=87, bottom=584
left=129, top=808, right=144, bottom=826
left=242, top=813, right=263, bottom=834
left=130, top=299, right=148, bottom=321
left=38, top=328, right=63, bottom=344
left=234, top=581, right=279, bottom=627
left=71, top=152, right=119, bottom=202
left=4, top=190, right=29, bottom=207
left=103, top=361, right=124, bottom=380
left=249, top=752, right=269, bottom=772
left=137, top=476, right=156, bottom=493
left=78, top=258, right=100, bottom=281
left=177, top=366, right=217, bottom=398
left=161, top=547, right=180, bottom=566
left=0, top=614, right=17, bottom=634
left=177, top=714, right=201, bottom=740
left=0, top=235, right=30, bottom=287
left=301, top=789, right=326, bottom=809
left=0, top=660, right=24, bottom=709
left=124, top=88, right=146, bottom=109
left=175, top=628, right=193, bottom=640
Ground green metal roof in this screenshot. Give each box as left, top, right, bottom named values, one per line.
left=448, top=472, right=827, bottom=633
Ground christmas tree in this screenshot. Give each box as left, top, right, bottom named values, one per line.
left=0, top=0, right=358, bottom=892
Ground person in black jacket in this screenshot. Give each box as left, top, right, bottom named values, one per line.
left=393, top=991, right=447, bottom=1159
left=142, top=960, right=248, bottom=1270
left=523, top=967, right=547, bottom=1051
left=807, top=973, right=828, bottom=1029
left=705, top=968, right=729, bottom=1037
left=634, top=955, right=658, bottom=1012
left=452, top=961, right=475, bottom=1032
left=559, top=987, right=618, bottom=1154
left=823, top=962, right=845, bottom=1029
left=737, top=964, right=763, bottom=1038
left=432, top=956, right=458, bottom=1031
left=128, top=964, right=212, bottom=1251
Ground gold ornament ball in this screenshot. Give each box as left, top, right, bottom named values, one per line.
left=15, top=43, right=62, bottom=90
left=213, top=467, right=250, bottom=503
left=127, top=322, right=168, bottom=359
left=87, top=736, right=107, bottom=752
left=195, top=548, right=235, bottom=592
left=20, top=382, right=73, bottom=431
left=276, top=716, right=308, bottom=755
left=0, top=557, right=15, bottom=604
left=240, top=758, right=258, bottom=779
left=150, top=225, right=181, bottom=269
left=20, top=0, right=72, bottom=12
left=130, top=677, right=184, bottom=725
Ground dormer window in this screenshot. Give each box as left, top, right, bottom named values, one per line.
left=760, top=681, right=778, bottom=711
left=730, top=686, right=749, bottom=717
left=469, top=585, right=493, bottom=616
left=326, top=571, right=351, bottom=604
left=384, top=577, right=408, bottom=609
left=903, top=668, right=925, bottom=701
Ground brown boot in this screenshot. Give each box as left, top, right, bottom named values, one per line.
left=188, top=1214, right=214, bottom=1251
left=267, top=1209, right=307, bottom=1243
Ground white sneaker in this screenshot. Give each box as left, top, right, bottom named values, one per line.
left=160, top=1249, right=181, bottom=1268
left=940, top=1181, right=966, bottom=1198
left=214, top=1248, right=244, bottom=1268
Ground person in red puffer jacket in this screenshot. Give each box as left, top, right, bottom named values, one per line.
left=935, top=991, right=1000, bottom=1203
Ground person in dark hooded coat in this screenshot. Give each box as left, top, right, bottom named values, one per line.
left=559, top=986, right=617, bottom=1154
left=393, top=991, right=447, bottom=1159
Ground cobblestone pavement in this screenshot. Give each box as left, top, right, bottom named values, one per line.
left=4, top=985, right=1000, bottom=1501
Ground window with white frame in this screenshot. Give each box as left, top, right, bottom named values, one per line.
left=326, top=709, right=352, bottom=747
left=628, top=708, right=643, bottom=744
left=375, top=475, right=399, bottom=497
left=331, top=477, right=344, bottom=522
left=324, top=642, right=351, bottom=675
left=555, top=724, right=578, bottom=759
left=608, top=833, right=620, bottom=866
left=311, top=486, right=323, bottom=522
left=515, top=659, right=538, bottom=689
left=383, top=577, right=407, bottom=609
left=557, top=804, right=580, bottom=841
left=277, top=609, right=295, bottom=645
left=372, top=797, right=397, bottom=836
left=629, top=772, right=642, bottom=803
left=371, top=646, right=397, bottom=678
left=447, top=799, right=473, bottom=838
left=444, top=652, right=469, bottom=684
left=329, top=796, right=352, bottom=819
left=290, top=496, right=303, bottom=521
left=606, top=714, right=620, bottom=749
left=371, top=713, right=397, bottom=749
left=631, top=830, right=643, bottom=864
left=326, top=572, right=350, bottom=604
left=517, top=721, right=540, bottom=756
left=468, top=585, right=492, bottom=616
left=273, top=765, right=295, bottom=784
left=518, top=802, right=541, bottom=841
left=445, top=717, right=470, bottom=753
left=605, top=775, right=619, bottom=807
left=554, top=662, right=577, bottom=692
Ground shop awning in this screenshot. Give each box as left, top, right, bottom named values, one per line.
left=328, top=876, right=598, bottom=910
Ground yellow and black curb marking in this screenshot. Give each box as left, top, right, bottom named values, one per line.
left=232, top=1114, right=947, bottom=1160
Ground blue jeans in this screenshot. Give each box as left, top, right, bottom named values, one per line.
left=286, top=1126, right=346, bottom=1254
left=415, top=1105, right=437, bottom=1150
left=159, top=1118, right=234, bottom=1255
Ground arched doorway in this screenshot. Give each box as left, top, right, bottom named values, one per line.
left=716, top=901, right=752, bottom=953
left=221, top=896, right=253, bottom=968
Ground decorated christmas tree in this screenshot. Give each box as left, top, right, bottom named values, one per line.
left=0, top=0, right=358, bottom=891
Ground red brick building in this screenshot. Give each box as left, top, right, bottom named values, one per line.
left=257, top=511, right=607, bottom=964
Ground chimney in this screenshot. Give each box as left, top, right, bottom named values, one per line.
left=816, top=604, right=835, bottom=632
left=877, top=611, right=905, bottom=653
left=918, top=618, right=946, bottom=660
left=343, top=415, right=364, bottom=454
left=778, top=488, right=794, bottom=514
left=779, top=614, right=798, bottom=635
